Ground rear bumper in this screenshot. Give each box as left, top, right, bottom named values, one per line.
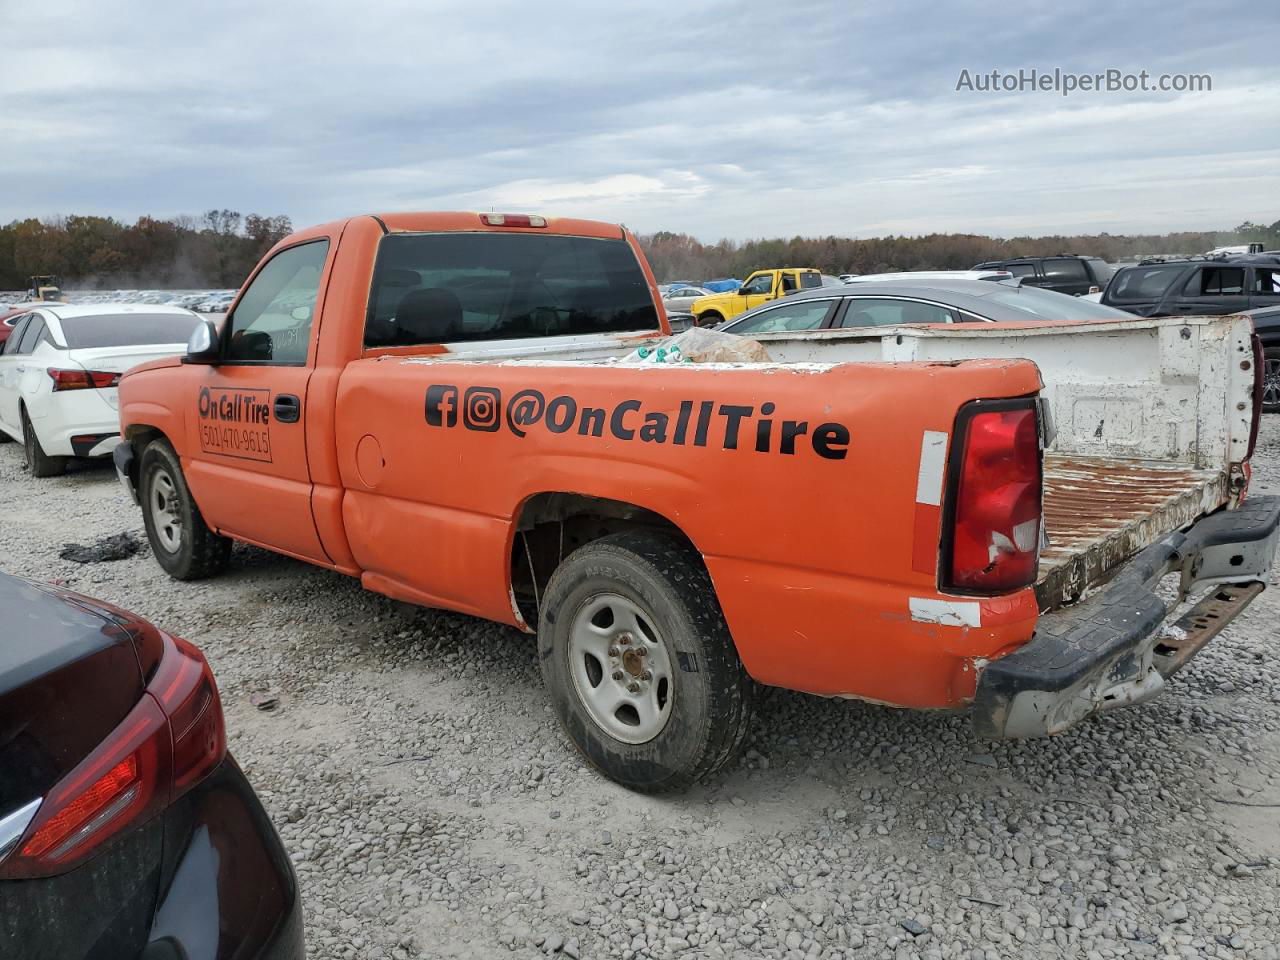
left=973, top=495, right=1280, bottom=739
left=142, top=755, right=304, bottom=960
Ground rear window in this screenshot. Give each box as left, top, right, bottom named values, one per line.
left=1109, top=265, right=1183, bottom=300
left=59, top=313, right=199, bottom=349
left=364, top=233, right=657, bottom=346
left=1042, top=258, right=1089, bottom=281
left=1086, top=259, right=1115, bottom=284
left=981, top=286, right=1134, bottom=321
left=799, top=272, right=822, bottom=289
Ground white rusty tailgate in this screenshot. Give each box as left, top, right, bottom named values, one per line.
left=1036, top=454, right=1228, bottom=610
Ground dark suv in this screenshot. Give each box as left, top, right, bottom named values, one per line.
left=1100, top=255, right=1280, bottom=318
left=971, top=255, right=1114, bottom=296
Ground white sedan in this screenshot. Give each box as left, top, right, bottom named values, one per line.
left=0, top=304, right=199, bottom=476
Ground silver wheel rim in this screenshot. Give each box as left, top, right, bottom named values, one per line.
left=149, top=469, right=183, bottom=553
left=1264, top=356, right=1280, bottom=407
left=567, top=593, right=674, bottom=745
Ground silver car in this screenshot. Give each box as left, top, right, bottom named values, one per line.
left=718, top=278, right=1135, bottom=335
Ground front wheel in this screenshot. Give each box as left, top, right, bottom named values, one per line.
left=695, top=312, right=724, bottom=328
left=139, top=439, right=231, bottom=580
left=21, top=408, right=65, bottom=477
left=1263, top=347, right=1280, bottom=414
left=538, top=531, right=755, bottom=792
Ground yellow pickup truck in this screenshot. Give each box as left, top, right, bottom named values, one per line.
left=689, top=267, right=823, bottom=326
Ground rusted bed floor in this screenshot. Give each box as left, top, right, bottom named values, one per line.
left=1036, top=454, right=1228, bottom=610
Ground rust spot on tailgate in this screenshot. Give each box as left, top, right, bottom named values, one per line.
left=1036, top=455, right=1228, bottom=611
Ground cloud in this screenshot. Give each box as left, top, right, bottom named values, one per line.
left=1, top=0, right=1277, bottom=240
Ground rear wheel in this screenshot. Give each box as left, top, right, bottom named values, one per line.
left=139, top=439, right=231, bottom=580
left=21, top=407, right=65, bottom=477
left=538, top=531, right=755, bottom=792
left=1263, top=347, right=1280, bottom=414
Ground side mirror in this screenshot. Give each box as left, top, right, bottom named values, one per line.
left=184, top=319, right=220, bottom=365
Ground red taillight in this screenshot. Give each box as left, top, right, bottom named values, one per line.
left=47, top=368, right=120, bottom=391
left=151, top=633, right=226, bottom=794
left=942, top=400, right=1043, bottom=594
left=479, top=213, right=546, bottom=228
left=0, top=632, right=225, bottom=879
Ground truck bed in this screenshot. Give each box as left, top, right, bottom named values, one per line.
left=1037, top=454, right=1228, bottom=610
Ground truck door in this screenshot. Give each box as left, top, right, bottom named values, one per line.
left=738, top=271, right=777, bottom=312
left=184, top=239, right=333, bottom=564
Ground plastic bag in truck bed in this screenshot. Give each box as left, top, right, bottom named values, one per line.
left=620, top=326, right=773, bottom=365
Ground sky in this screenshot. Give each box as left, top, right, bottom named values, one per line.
left=2, top=0, right=1278, bottom=241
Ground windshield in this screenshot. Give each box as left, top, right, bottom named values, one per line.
left=1109, top=264, right=1182, bottom=300
left=365, top=233, right=657, bottom=346
left=59, top=312, right=199, bottom=349
left=981, top=285, right=1134, bottom=321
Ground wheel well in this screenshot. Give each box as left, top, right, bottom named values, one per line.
left=122, top=425, right=167, bottom=482
left=510, top=493, right=698, bottom=626
left=697, top=311, right=723, bottom=325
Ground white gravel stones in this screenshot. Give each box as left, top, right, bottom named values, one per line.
left=2, top=418, right=1279, bottom=958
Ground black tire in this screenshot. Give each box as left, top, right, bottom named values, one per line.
left=1263, top=347, right=1280, bottom=414
left=538, top=530, right=755, bottom=792
left=0, top=427, right=13, bottom=443
left=21, top=407, right=66, bottom=477
left=696, top=312, right=724, bottom=328
left=139, top=439, right=231, bottom=580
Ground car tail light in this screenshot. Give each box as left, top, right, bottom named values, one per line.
left=47, top=368, right=120, bottom=391
left=0, top=632, right=225, bottom=879
left=942, top=399, right=1043, bottom=594
left=479, top=213, right=546, bottom=228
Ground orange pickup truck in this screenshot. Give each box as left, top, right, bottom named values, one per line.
left=114, top=212, right=1279, bottom=792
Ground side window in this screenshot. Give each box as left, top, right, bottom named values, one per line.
left=1186, top=267, right=1245, bottom=297
left=781, top=273, right=797, bottom=292
left=1042, top=258, right=1089, bottom=281
left=739, top=273, right=774, bottom=296
left=224, top=240, right=330, bottom=364
left=1252, top=268, right=1280, bottom=296
left=728, top=299, right=834, bottom=333
left=16, top=317, right=46, bottom=354
left=2, top=317, right=30, bottom=355
left=1006, top=263, right=1038, bottom=278
left=799, top=272, right=822, bottom=289
left=839, top=299, right=953, bottom=328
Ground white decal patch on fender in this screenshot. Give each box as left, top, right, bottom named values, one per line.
left=909, top=597, right=982, bottom=627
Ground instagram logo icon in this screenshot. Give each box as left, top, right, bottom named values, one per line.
left=462, top=386, right=502, bottom=432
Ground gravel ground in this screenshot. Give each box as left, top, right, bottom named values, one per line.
left=2, top=422, right=1279, bottom=960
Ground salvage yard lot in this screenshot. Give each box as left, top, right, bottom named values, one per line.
left=2, top=427, right=1279, bottom=960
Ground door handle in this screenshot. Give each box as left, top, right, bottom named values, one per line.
left=273, top=394, right=300, bottom=423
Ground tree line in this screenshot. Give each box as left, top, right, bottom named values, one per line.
left=636, top=219, right=1280, bottom=282
left=0, top=210, right=293, bottom=291
left=2, top=211, right=1277, bottom=290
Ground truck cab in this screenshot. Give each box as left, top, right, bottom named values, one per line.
left=689, top=267, right=822, bottom=326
